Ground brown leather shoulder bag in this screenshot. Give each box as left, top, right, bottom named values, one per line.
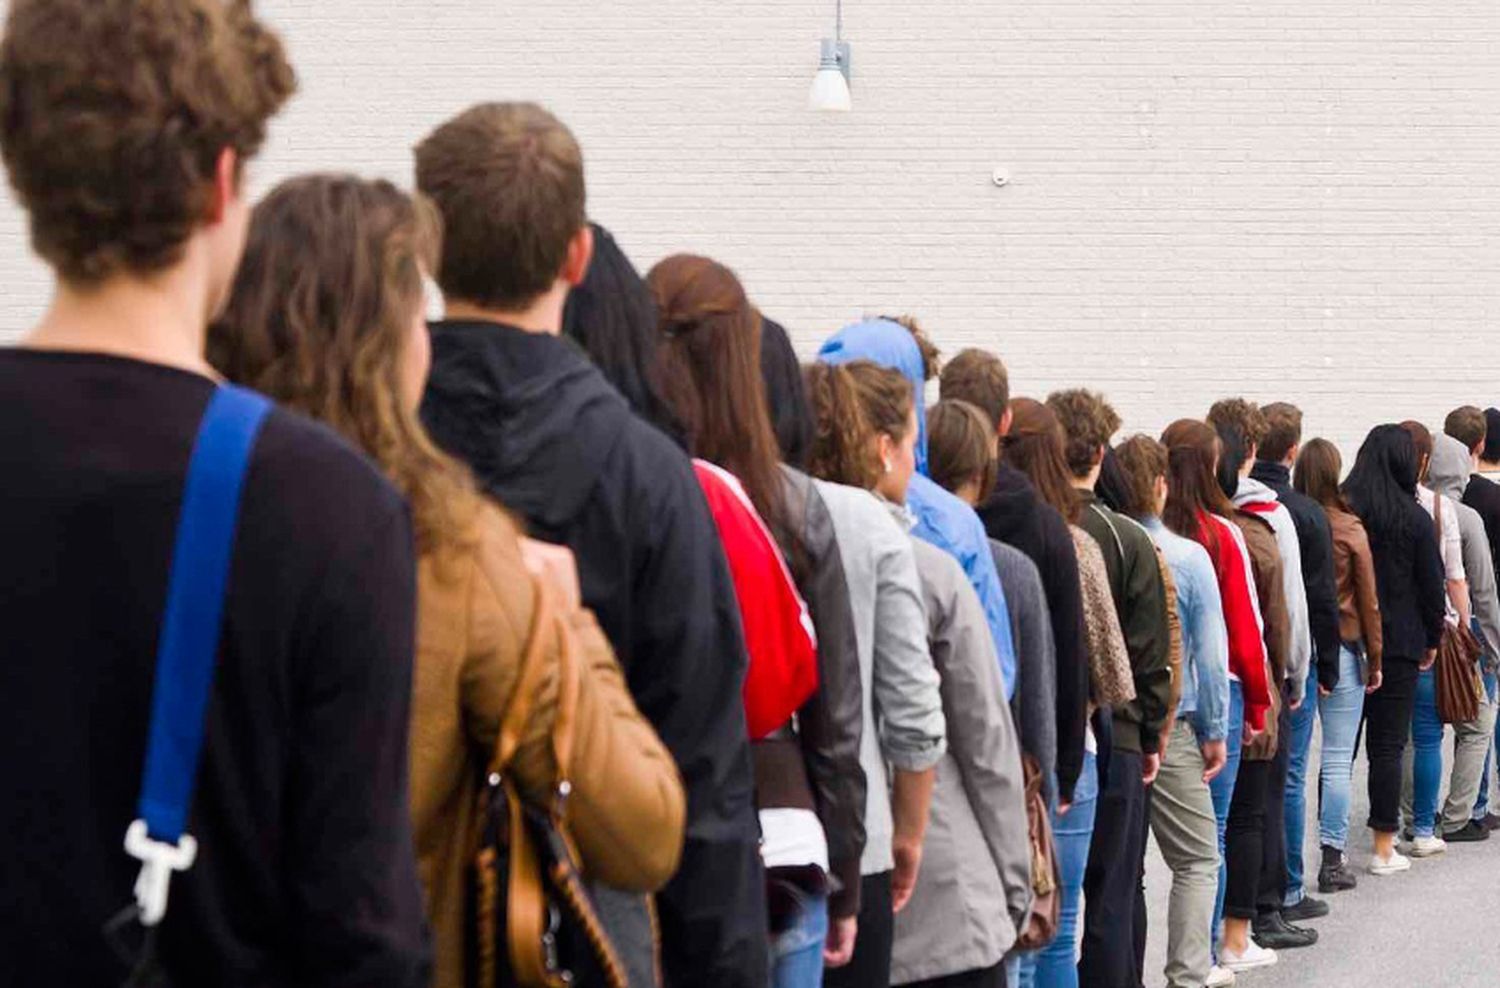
left=1431, top=493, right=1484, bottom=725
left=1013, top=754, right=1061, bottom=951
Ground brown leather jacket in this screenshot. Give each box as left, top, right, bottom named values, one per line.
left=410, top=501, right=686, bottom=988
left=1327, top=505, right=1384, bottom=677
left=1233, top=511, right=1289, bottom=761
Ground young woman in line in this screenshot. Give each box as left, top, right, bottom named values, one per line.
left=208, top=175, right=686, bottom=988
left=1293, top=438, right=1384, bottom=892
left=647, top=255, right=867, bottom=987
left=1341, top=425, right=1447, bottom=875
left=760, top=317, right=947, bottom=988
left=1000, top=397, right=1134, bottom=988
left=806, top=363, right=1031, bottom=988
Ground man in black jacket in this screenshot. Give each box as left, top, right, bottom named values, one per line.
left=1251, top=403, right=1341, bottom=921
left=416, top=103, right=767, bottom=988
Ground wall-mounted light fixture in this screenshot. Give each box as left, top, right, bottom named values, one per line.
left=808, top=0, right=851, bottom=112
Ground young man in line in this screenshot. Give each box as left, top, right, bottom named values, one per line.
left=0, top=2, right=430, bottom=984
left=415, top=103, right=767, bottom=988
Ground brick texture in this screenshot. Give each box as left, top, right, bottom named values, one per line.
left=1, top=0, right=1496, bottom=454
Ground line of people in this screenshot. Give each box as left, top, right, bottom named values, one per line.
left=4, top=5, right=1500, bottom=988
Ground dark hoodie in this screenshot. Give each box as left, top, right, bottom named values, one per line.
left=978, top=464, right=1088, bottom=803
left=421, top=319, right=767, bottom=988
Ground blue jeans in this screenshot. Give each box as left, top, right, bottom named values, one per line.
left=1018, top=750, right=1098, bottom=988
left=770, top=887, right=828, bottom=988
left=1209, top=681, right=1245, bottom=957
left=1408, top=667, right=1444, bottom=838
left=1283, top=665, right=1319, bottom=905
left=1474, top=670, right=1499, bottom=821
left=1317, top=646, right=1366, bottom=850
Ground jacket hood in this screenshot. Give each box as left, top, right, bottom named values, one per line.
left=1232, top=475, right=1280, bottom=508
left=422, top=320, right=631, bottom=532
left=1429, top=434, right=1472, bottom=500
left=817, top=318, right=930, bottom=475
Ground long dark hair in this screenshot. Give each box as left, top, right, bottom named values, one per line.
left=760, top=316, right=813, bottom=470
left=1294, top=438, right=1349, bottom=513
left=1213, top=418, right=1249, bottom=500
left=1343, top=424, right=1420, bottom=545
left=561, top=222, right=685, bottom=445
left=1160, top=418, right=1238, bottom=567
left=1004, top=397, right=1080, bottom=523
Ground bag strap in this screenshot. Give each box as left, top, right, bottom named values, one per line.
left=124, top=385, right=272, bottom=927
left=1434, top=489, right=1445, bottom=546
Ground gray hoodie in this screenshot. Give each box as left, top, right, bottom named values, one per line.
left=1233, top=477, right=1313, bottom=702
left=1429, top=435, right=1500, bottom=664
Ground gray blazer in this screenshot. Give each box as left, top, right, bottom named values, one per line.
left=892, top=537, right=1032, bottom=985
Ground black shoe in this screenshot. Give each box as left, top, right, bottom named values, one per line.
left=1283, top=895, right=1330, bottom=921
left=1252, top=912, right=1319, bottom=950
left=1318, top=846, right=1358, bottom=893
left=1401, top=828, right=1415, bottom=843
left=1444, top=820, right=1492, bottom=843
left=1483, top=812, right=1500, bottom=832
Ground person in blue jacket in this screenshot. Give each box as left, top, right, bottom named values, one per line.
left=819, top=316, right=1018, bottom=698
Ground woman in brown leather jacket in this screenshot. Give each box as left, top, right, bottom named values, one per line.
left=209, top=174, right=686, bottom=988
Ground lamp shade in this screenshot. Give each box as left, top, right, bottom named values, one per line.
left=808, top=39, right=851, bottom=112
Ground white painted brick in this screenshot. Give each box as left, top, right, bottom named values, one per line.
left=0, top=0, right=1496, bottom=457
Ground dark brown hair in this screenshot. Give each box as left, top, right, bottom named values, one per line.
left=415, top=102, right=586, bottom=310
left=1004, top=397, right=1081, bottom=523
left=804, top=363, right=879, bottom=490
left=939, top=348, right=1010, bottom=431
left=1259, top=402, right=1304, bottom=463
left=1207, top=398, right=1268, bottom=451
left=1114, top=435, right=1168, bottom=519
left=1445, top=405, right=1487, bottom=456
left=1046, top=389, right=1121, bottom=479
left=1399, top=419, right=1433, bottom=482
left=1294, top=438, right=1349, bottom=512
left=1159, top=418, right=1238, bottom=566
left=0, top=0, right=295, bottom=284
left=208, top=175, right=473, bottom=553
left=929, top=399, right=996, bottom=503
left=648, top=254, right=786, bottom=536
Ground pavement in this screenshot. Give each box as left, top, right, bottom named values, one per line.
left=1139, top=724, right=1499, bottom=987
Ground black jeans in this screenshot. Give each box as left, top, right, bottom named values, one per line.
left=1257, top=691, right=1293, bottom=916
left=1225, top=759, right=1271, bottom=920
left=904, top=962, right=1007, bottom=988
left=1079, top=748, right=1146, bottom=988
left=824, top=871, right=892, bottom=988
left=1366, top=657, right=1420, bottom=833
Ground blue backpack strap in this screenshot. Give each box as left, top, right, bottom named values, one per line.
left=124, top=385, right=272, bottom=926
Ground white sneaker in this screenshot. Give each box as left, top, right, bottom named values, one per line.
left=1409, top=834, right=1447, bottom=857
left=1370, top=849, right=1414, bottom=874
left=1207, top=964, right=1239, bottom=986
left=1219, top=941, right=1278, bottom=972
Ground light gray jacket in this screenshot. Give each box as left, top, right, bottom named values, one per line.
left=816, top=480, right=946, bottom=875
left=892, top=533, right=1031, bottom=985
left=1234, top=477, right=1312, bottom=702
left=1430, top=435, right=1500, bottom=664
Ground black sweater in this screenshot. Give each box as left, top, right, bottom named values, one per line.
left=1251, top=460, right=1342, bottom=691
left=1463, top=473, right=1500, bottom=589
left=1364, top=498, right=1447, bottom=662
left=978, top=464, right=1088, bottom=802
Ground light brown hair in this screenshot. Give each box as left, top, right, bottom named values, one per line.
left=844, top=360, right=917, bottom=440
left=804, top=363, right=879, bottom=490
left=1207, top=398, right=1268, bottom=451
left=1294, top=438, right=1349, bottom=512
left=1004, top=397, right=1081, bottom=523
left=208, top=175, right=474, bottom=553
left=1445, top=405, right=1488, bottom=455
left=929, top=399, right=997, bottom=503
left=1046, top=389, right=1121, bottom=479
left=1399, top=419, right=1434, bottom=482
left=881, top=314, right=942, bottom=381
left=1159, top=418, right=1238, bottom=564
left=415, top=102, right=586, bottom=310
left=0, top=0, right=295, bottom=284
left=939, top=348, right=1010, bottom=431
left=1259, top=402, right=1304, bottom=463
left=1114, top=435, right=1168, bottom=519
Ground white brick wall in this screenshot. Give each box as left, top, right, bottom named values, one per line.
left=2, top=0, right=1497, bottom=455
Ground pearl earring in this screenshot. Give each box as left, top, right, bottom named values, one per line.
left=883, top=457, right=893, bottom=474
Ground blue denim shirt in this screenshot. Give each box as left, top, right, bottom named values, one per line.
left=818, top=319, right=1018, bottom=699
left=1142, top=516, right=1230, bottom=741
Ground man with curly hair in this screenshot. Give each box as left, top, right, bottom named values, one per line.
left=1046, top=388, right=1172, bottom=988
left=0, top=2, right=429, bottom=985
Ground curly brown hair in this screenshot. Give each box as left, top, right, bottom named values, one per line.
left=1046, top=389, right=1121, bottom=479
left=208, top=175, right=477, bottom=554
left=0, top=0, right=295, bottom=284
left=1206, top=398, right=1268, bottom=451
left=804, top=363, right=880, bottom=490
left=1113, top=434, right=1168, bottom=518
left=881, top=314, right=942, bottom=381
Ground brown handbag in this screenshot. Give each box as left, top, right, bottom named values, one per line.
left=1013, top=755, right=1060, bottom=951
left=469, top=584, right=628, bottom=988
left=1431, top=494, right=1485, bottom=725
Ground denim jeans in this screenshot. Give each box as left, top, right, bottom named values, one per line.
left=1209, top=681, right=1245, bottom=957
left=1473, top=671, right=1499, bottom=821
left=1401, top=667, right=1444, bottom=838
left=771, top=887, right=828, bottom=988
left=1317, top=646, right=1366, bottom=850
left=1018, top=750, right=1098, bottom=988
left=1283, top=665, right=1319, bottom=906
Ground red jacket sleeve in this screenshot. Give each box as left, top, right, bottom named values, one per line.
left=1208, top=514, right=1273, bottom=732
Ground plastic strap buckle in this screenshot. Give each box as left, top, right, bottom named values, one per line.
left=123, top=819, right=198, bottom=927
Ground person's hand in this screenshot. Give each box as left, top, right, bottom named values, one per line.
left=1200, top=739, right=1228, bottom=784
left=520, top=537, right=581, bottom=611
left=824, top=915, right=857, bottom=967
left=1290, top=696, right=1304, bottom=711
left=1056, top=801, right=1073, bottom=817
left=1366, top=668, right=1385, bottom=694
left=1142, top=752, right=1161, bottom=786
left=1420, top=648, right=1438, bottom=672
left=891, top=838, right=923, bottom=913
left=1243, top=720, right=1263, bottom=745
left=1318, top=684, right=1332, bottom=698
